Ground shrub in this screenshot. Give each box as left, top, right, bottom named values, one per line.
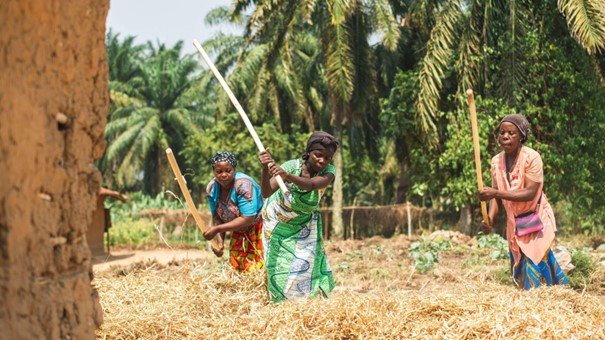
left=108, top=218, right=156, bottom=248
left=409, top=237, right=451, bottom=273
left=476, top=233, right=509, bottom=260
left=568, top=248, right=598, bottom=290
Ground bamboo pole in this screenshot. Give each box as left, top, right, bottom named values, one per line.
left=466, top=89, right=490, bottom=225
left=165, top=148, right=222, bottom=251
left=192, top=39, right=290, bottom=196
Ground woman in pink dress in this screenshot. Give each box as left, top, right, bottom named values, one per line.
left=479, top=114, right=568, bottom=289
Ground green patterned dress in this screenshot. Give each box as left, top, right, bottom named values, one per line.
left=262, top=159, right=335, bottom=302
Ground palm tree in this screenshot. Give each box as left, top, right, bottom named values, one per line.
left=105, top=29, right=145, bottom=95
left=413, top=0, right=605, bottom=139
left=104, top=42, right=202, bottom=194
left=390, top=0, right=605, bottom=232
left=99, top=30, right=145, bottom=187
left=202, top=6, right=329, bottom=133
left=231, top=0, right=401, bottom=238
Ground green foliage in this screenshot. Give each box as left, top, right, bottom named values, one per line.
left=108, top=218, right=156, bottom=248
left=102, top=1, right=605, bottom=236
left=568, top=248, right=598, bottom=290
left=476, top=233, right=509, bottom=260
left=437, top=99, right=505, bottom=209
left=558, top=0, right=605, bottom=54
left=102, top=35, right=208, bottom=195
left=416, top=1, right=462, bottom=138
left=409, top=237, right=451, bottom=273
left=380, top=3, right=605, bottom=232
left=108, top=192, right=184, bottom=223
left=107, top=192, right=209, bottom=248
left=108, top=217, right=207, bottom=249
left=181, top=115, right=309, bottom=189
left=106, top=29, right=144, bottom=87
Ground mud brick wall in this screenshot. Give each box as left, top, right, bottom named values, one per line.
left=0, top=0, right=109, bottom=338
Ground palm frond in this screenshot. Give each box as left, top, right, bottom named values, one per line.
left=368, top=0, right=401, bottom=51
left=164, top=108, right=203, bottom=134
left=497, top=0, right=531, bottom=106
left=105, top=115, right=137, bottom=136
left=274, top=58, right=299, bottom=104
left=106, top=29, right=144, bottom=83
left=267, top=82, right=282, bottom=127
left=558, top=0, right=605, bottom=54
left=138, top=48, right=198, bottom=112
left=247, top=65, right=271, bottom=121
left=204, top=6, right=232, bottom=26
left=114, top=141, right=142, bottom=188
left=229, top=44, right=268, bottom=98
left=326, top=22, right=355, bottom=102
left=455, top=9, right=482, bottom=95
left=134, top=115, right=162, bottom=160
left=108, top=103, right=134, bottom=121
left=203, top=34, right=245, bottom=74
left=301, top=0, right=318, bottom=24
left=328, top=0, right=357, bottom=25
left=245, top=0, right=287, bottom=41
left=415, top=0, right=463, bottom=137
left=105, top=121, right=145, bottom=162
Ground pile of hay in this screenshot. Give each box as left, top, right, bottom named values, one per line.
left=95, top=238, right=605, bottom=338
left=428, top=230, right=474, bottom=246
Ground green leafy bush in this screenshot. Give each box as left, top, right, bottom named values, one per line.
left=108, top=191, right=184, bottom=223
left=409, top=237, right=451, bottom=273
left=476, top=234, right=509, bottom=260
left=568, top=248, right=598, bottom=290
left=108, top=218, right=156, bottom=248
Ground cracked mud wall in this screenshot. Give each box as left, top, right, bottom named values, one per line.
left=0, top=0, right=109, bottom=338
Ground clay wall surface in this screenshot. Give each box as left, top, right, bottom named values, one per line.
left=0, top=0, right=109, bottom=338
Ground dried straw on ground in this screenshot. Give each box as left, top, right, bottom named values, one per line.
left=95, top=237, right=605, bottom=339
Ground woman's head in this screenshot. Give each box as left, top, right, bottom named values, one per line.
left=497, top=114, right=531, bottom=154
left=303, top=131, right=339, bottom=172
left=210, top=151, right=237, bottom=187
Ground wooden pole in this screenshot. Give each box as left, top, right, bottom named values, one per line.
left=165, top=148, right=222, bottom=251
left=406, top=201, right=412, bottom=238
left=348, top=197, right=358, bottom=240
left=193, top=39, right=289, bottom=196
left=466, top=89, right=490, bottom=225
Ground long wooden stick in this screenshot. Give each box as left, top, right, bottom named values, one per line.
left=466, top=89, right=490, bottom=225
left=165, top=148, right=222, bottom=251
left=193, top=39, right=289, bottom=195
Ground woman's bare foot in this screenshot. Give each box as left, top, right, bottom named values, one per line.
left=212, top=246, right=224, bottom=258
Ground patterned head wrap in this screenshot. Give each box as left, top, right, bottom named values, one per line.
left=303, top=131, right=339, bottom=160
left=499, top=114, right=531, bottom=143
left=210, top=151, right=237, bottom=168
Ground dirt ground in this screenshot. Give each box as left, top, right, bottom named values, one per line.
left=92, top=249, right=214, bottom=272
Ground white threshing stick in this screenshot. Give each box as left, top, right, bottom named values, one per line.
left=193, top=39, right=289, bottom=195
left=466, top=89, right=490, bottom=226
left=165, top=148, right=222, bottom=251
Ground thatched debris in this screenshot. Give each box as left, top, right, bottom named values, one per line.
left=95, top=237, right=605, bottom=338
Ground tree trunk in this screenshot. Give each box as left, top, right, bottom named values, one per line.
left=396, top=161, right=410, bottom=203
left=458, top=204, right=472, bottom=235
left=331, top=122, right=345, bottom=239
left=394, top=136, right=411, bottom=203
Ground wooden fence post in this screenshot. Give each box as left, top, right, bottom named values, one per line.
left=406, top=201, right=412, bottom=238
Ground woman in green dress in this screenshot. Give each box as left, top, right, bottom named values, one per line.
left=258, top=131, right=339, bottom=302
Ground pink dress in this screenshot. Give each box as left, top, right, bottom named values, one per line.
left=490, top=146, right=556, bottom=266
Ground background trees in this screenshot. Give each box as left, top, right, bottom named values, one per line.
left=101, top=41, right=202, bottom=195
left=102, top=0, right=605, bottom=236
